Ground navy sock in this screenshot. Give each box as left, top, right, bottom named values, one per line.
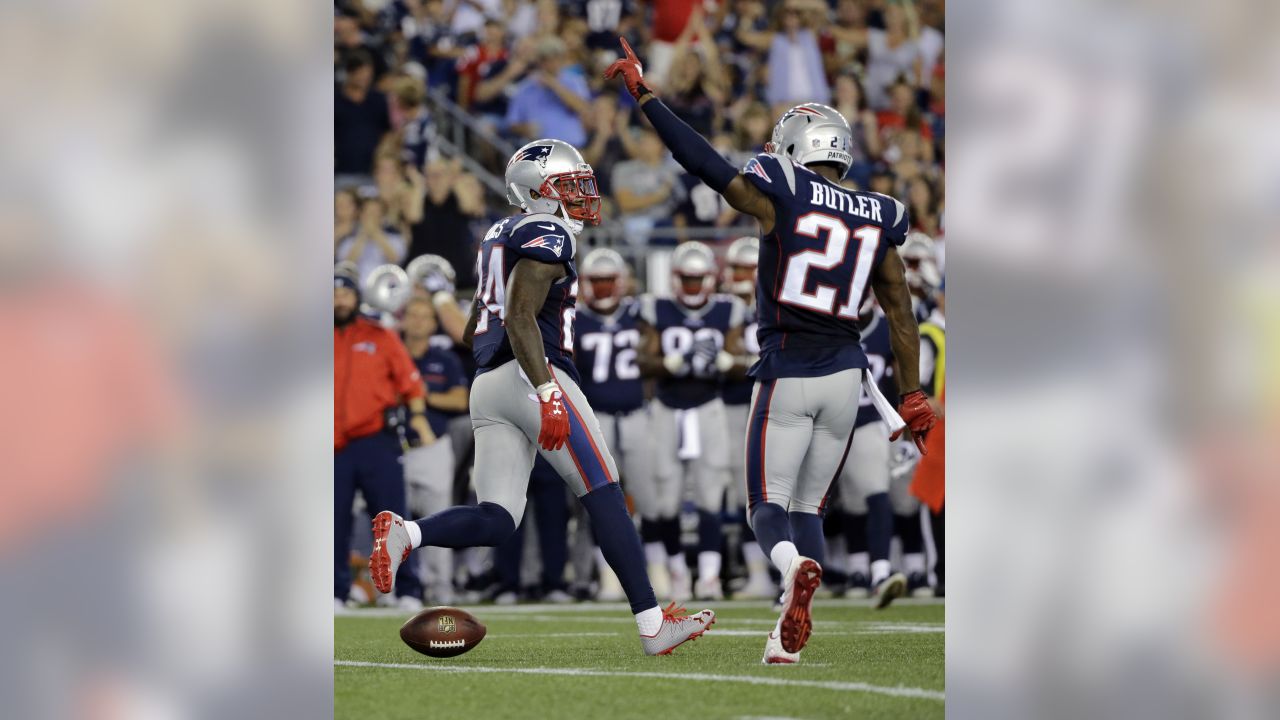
left=660, top=516, right=683, bottom=559
left=696, top=510, right=723, bottom=555
left=416, top=501, right=516, bottom=548
left=749, top=502, right=791, bottom=557
left=866, top=493, right=893, bottom=562
left=896, top=510, right=924, bottom=555
left=579, top=483, right=657, bottom=615
left=789, top=511, right=825, bottom=566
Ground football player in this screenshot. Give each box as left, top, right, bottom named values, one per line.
left=369, top=139, right=714, bottom=656
left=572, top=247, right=655, bottom=600
left=720, top=236, right=776, bottom=599
left=899, top=231, right=942, bottom=323
left=637, top=241, right=746, bottom=602
left=606, top=41, right=937, bottom=664
left=835, top=296, right=910, bottom=608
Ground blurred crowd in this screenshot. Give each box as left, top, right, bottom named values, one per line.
left=335, top=0, right=945, bottom=287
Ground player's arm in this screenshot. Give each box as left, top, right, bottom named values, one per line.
left=505, top=258, right=566, bottom=388
left=460, top=295, right=482, bottom=350
left=434, top=292, right=471, bottom=344
left=871, top=246, right=937, bottom=451
left=605, top=38, right=777, bottom=233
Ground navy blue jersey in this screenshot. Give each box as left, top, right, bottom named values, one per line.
left=721, top=303, right=759, bottom=405
left=641, top=294, right=744, bottom=409
left=741, top=152, right=910, bottom=380
left=472, top=213, right=580, bottom=383
left=573, top=298, right=645, bottom=414
left=854, top=311, right=899, bottom=428
left=408, top=345, right=468, bottom=439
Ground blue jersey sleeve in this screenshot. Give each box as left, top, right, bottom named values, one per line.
left=741, top=153, right=800, bottom=203
left=868, top=192, right=910, bottom=244
left=506, top=214, right=575, bottom=264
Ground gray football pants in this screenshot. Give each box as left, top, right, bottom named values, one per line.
left=568, top=407, right=651, bottom=584
left=724, top=401, right=750, bottom=512
left=470, top=360, right=620, bottom=524
left=838, top=420, right=890, bottom=514
left=745, top=369, right=864, bottom=515
left=403, top=440, right=456, bottom=596
left=650, top=397, right=732, bottom=515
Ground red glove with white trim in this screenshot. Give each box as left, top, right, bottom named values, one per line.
left=891, top=389, right=937, bottom=454
left=536, top=381, right=571, bottom=451
left=603, top=37, right=651, bottom=100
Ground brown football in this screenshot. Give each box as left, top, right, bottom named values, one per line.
left=399, top=607, right=487, bottom=658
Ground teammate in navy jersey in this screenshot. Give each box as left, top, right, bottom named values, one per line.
left=637, top=241, right=746, bottom=602
left=607, top=40, right=937, bottom=664
left=719, top=237, right=776, bottom=599
left=572, top=247, right=656, bottom=600
left=370, top=139, right=714, bottom=656
left=833, top=298, right=910, bottom=607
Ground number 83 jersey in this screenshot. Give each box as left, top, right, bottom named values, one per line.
left=471, top=213, right=580, bottom=383
left=741, top=152, right=910, bottom=379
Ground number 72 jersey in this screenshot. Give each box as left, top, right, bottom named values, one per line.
left=741, top=152, right=910, bottom=380
left=471, top=213, right=581, bottom=383
left=572, top=299, right=644, bottom=414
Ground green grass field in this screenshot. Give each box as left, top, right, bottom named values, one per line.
left=336, top=597, right=944, bottom=719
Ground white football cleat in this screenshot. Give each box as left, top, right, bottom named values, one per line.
left=370, top=511, right=413, bottom=595
left=640, top=603, right=716, bottom=656
left=762, top=628, right=801, bottom=664
left=777, top=556, right=822, bottom=653
left=873, top=572, right=907, bottom=610
left=694, top=575, right=724, bottom=600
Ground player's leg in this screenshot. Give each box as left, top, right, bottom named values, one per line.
left=891, top=464, right=928, bottom=594
left=529, top=463, right=571, bottom=600
left=335, top=443, right=359, bottom=606
left=845, top=420, right=907, bottom=607
left=649, top=399, right=689, bottom=600
left=544, top=368, right=714, bottom=654
left=691, top=399, right=732, bottom=600
left=726, top=399, right=773, bottom=598
left=357, top=432, right=424, bottom=605
left=838, top=488, right=871, bottom=597
left=404, top=440, right=457, bottom=603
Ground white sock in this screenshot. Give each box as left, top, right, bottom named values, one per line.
left=697, top=551, right=722, bottom=582
left=636, top=605, right=663, bottom=636
left=769, top=541, right=799, bottom=574
left=405, top=519, right=422, bottom=549
left=668, top=554, right=689, bottom=577
left=645, top=542, right=667, bottom=567
left=848, top=551, right=870, bottom=576
left=904, top=552, right=926, bottom=575
left=871, top=559, right=892, bottom=585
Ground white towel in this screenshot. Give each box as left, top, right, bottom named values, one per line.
left=864, top=372, right=906, bottom=435
left=676, top=408, right=702, bottom=460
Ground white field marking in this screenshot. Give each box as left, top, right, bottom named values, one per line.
left=488, top=632, right=621, bottom=638
left=334, top=660, right=944, bottom=701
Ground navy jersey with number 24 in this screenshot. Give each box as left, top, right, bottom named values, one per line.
left=471, top=212, right=580, bottom=383
left=741, top=152, right=910, bottom=380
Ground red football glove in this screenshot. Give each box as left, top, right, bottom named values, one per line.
left=603, top=37, right=650, bottom=99
left=536, top=381, right=571, bottom=451
left=891, top=389, right=937, bottom=455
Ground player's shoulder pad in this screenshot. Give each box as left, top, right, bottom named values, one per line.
left=508, top=213, right=575, bottom=262
left=741, top=152, right=797, bottom=196
left=866, top=192, right=910, bottom=244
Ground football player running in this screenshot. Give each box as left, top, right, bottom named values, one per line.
left=719, top=237, right=776, bottom=599
left=637, top=242, right=746, bottom=601
left=606, top=40, right=936, bottom=664
left=369, top=139, right=714, bottom=656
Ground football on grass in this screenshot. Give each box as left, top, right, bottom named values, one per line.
left=400, top=607, right=486, bottom=658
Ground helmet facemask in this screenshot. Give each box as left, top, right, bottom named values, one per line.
left=542, top=171, right=600, bottom=233
left=583, top=274, right=622, bottom=312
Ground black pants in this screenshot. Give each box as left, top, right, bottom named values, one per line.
left=335, top=432, right=422, bottom=600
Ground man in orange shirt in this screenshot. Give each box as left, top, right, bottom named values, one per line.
left=334, top=265, right=436, bottom=610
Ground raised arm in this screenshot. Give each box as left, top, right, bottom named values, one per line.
left=605, top=38, right=777, bottom=233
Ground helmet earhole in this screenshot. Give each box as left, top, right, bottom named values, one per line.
left=787, top=144, right=795, bottom=156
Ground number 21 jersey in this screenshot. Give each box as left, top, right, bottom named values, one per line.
left=741, top=152, right=910, bottom=379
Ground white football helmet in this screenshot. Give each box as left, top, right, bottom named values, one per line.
left=765, top=103, right=854, bottom=178
left=900, top=231, right=942, bottom=292
left=723, top=236, right=759, bottom=297
left=505, top=138, right=601, bottom=234
left=670, top=242, right=718, bottom=308
left=580, top=247, right=629, bottom=313
left=363, top=263, right=412, bottom=314
left=405, top=253, right=456, bottom=292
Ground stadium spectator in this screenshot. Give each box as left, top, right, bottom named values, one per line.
left=452, top=0, right=503, bottom=39
left=611, top=129, right=677, bottom=243
left=372, top=156, right=426, bottom=230
left=391, top=76, right=436, bottom=169
left=407, top=159, right=483, bottom=289
left=335, top=12, right=390, bottom=79
left=470, top=37, right=538, bottom=132
left=646, top=0, right=705, bottom=87
left=405, top=0, right=467, bottom=90
left=907, top=175, right=941, bottom=237
left=581, top=94, right=630, bottom=198
left=569, top=0, right=639, bottom=54
left=335, top=189, right=360, bottom=248
left=665, top=11, right=729, bottom=136
left=864, top=0, right=922, bottom=108
left=457, top=21, right=512, bottom=112
left=765, top=1, right=831, bottom=110
left=505, top=36, right=592, bottom=146
left=336, top=196, right=407, bottom=281
left=832, top=69, right=881, bottom=187
left=821, top=0, right=870, bottom=76
left=503, top=0, right=541, bottom=40
left=335, top=50, right=392, bottom=187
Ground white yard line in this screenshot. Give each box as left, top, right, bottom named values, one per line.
left=334, top=660, right=944, bottom=702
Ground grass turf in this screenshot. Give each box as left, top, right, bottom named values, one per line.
left=336, top=598, right=943, bottom=719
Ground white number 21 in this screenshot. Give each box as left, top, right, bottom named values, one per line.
left=779, top=212, right=881, bottom=319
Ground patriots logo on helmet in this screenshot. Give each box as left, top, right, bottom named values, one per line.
left=510, top=144, right=554, bottom=167
left=744, top=158, right=772, bottom=183
left=522, top=233, right=565, bottom=256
